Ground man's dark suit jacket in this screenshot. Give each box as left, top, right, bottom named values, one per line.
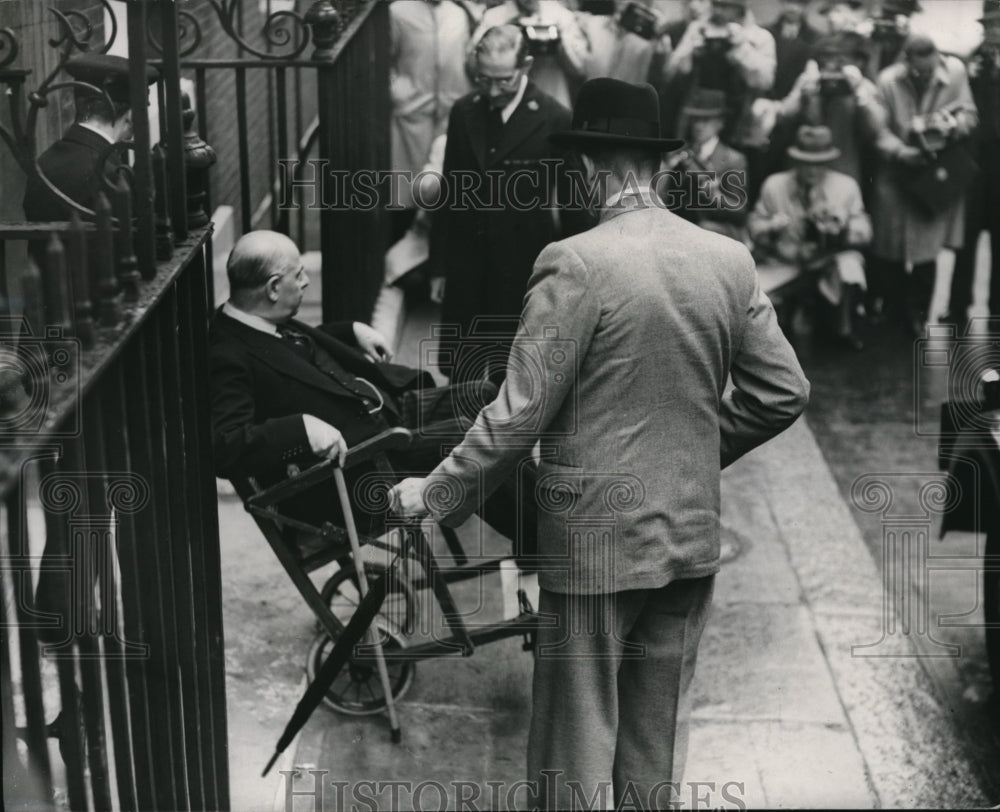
left=209, top=309, right=434, bottom=532
left=23, top=123, right=121, bottom=221
left=431, top=80, right=589, bottom=377
left=211, top=308, right=534, bottom=551
left=767, top=18, right=819, bottom=100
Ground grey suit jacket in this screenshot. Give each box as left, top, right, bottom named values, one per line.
left=425, top=189, right=809, bottom=594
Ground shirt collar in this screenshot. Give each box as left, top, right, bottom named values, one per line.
left=600, top=184, right=662, bottom=221
left=501, top=74, right=529, bottom=123
left=77, top=121, right=116, bottom=145
left=223, top=301, right=281, bottom=337
left=697, top=136, right=720, bottom=163
left=933, top=57, right=951, bottom=87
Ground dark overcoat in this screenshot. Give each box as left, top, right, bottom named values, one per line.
left=766, top=18, right=819, bottom=100
left=22, top=124, right=121, bottom=220
left=431, top=81, right=583, bottom=361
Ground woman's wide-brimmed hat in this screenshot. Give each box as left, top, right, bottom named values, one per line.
left=549, top=78, right=684, bottom=152
left=787, top=125, right=842, bottom=163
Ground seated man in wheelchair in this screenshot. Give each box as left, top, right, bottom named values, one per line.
left=749, top=124, right=872, bottom=351
left=209, top=229, right=533, bottom=551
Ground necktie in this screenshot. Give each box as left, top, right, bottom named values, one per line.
left=487, top=106, right=505, bottom=151
left=277, top=324, right=316, bottom=363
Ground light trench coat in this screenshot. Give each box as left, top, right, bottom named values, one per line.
left=749, top=168, right=872, bottom=304
left=390, top=0, right=478, bottom=210
left=870, top=55, right=978, bottom=264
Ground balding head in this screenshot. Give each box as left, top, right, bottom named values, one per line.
left=904, top=33, right=937, bottom=60
left=226, top=230, right=308, bottom=322
left=904, top=33, right=938, bottom=82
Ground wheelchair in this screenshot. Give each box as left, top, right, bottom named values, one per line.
left=228, top=427, right=543, bottom=764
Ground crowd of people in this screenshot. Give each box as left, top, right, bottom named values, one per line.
left=390, top=0, right=1000, bottom=357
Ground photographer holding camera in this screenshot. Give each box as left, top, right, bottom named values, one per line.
left=773, top=32, right=884, bottom=189
left=869, top=33, right=978, bottom=335
left=471, top=0, right=590, bottom=106
left=660, top=0, right=712, bottom=137
left=576, top=1, right=674, bottom=87
left=666, top=0, right=775, bottom=201
left=750, top=125, right=872, bottom=351
left=861, top=0, right=920, bottom=78
left=666, top=0, right=775, bottom=94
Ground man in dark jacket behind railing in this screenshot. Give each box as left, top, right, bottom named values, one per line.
left=27, top=54, right=159, bottom=652
left=22, top=54, right=158, bottom=223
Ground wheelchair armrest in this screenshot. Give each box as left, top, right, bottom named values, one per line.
left=343, top=426, right=413, bottom=467
left=244, top=427, right=414, bottom=510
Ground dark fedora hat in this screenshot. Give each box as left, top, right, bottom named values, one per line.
left=65, top=53, right=160, bottom=107
left=818, top=0, right=865, bottom=12
left=881, top=0, right=922, bottom=15
left=682, top=88, right=726, bottom=119
left=787, top=125, right=841, bottom=163
left=981, top=0, right=1000, bottom=21
left=549, top=78, right=684, bottom=151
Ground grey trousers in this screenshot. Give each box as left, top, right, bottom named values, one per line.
left=527, top=575, right=716, bottom=811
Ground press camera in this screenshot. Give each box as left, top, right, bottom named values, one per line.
left=700, top=26, right=733, bottom=54
left=619, top=2, right=660, bottom=40
left=819, top=70, right=852, bottom=97
left=520, top=22, right=561, bottom=56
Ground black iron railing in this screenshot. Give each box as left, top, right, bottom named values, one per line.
left=1, top=225, right=228, bottom=811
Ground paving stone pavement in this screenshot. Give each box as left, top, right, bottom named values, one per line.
left=219, top=416, right=987, bottom=810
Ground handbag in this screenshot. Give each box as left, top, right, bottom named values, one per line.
left=899, top=135, right=979, bottom=218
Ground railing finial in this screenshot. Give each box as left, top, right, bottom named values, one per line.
left=304, top=1, right=341, bottom=61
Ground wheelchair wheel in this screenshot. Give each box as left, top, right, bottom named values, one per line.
left=319, top=561, right=416, bottom=636
left=306, top=623, right=415, bottom=715
left=985, top=531, right=1000, bottom=692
